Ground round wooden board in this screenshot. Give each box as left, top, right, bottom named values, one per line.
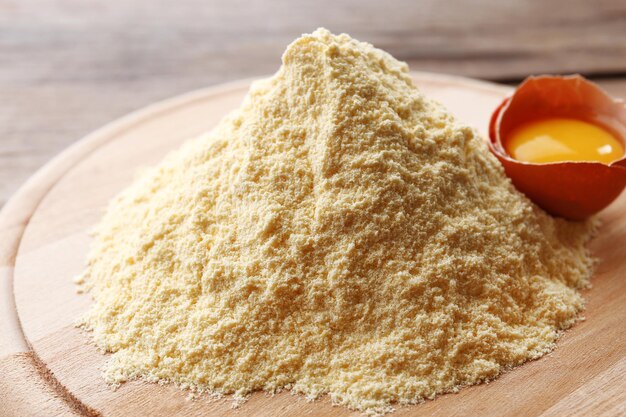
left=1, top=73, right=625, bottom=417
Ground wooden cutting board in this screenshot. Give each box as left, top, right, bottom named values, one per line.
left=1, top=73, right=624, bottom=417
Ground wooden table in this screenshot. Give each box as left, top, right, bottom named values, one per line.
left=1, top=0, right=626, bottom=208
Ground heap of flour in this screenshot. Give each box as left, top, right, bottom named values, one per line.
left=77, top=29, right=594, bottom=414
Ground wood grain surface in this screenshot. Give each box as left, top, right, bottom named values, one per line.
left=1, top=0, right=626, bottom=208
left=1, top=73, right=625, bottom=416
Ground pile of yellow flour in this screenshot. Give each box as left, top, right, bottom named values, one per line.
left=77, top=29, right=595, bottom=414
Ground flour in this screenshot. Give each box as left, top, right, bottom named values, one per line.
left=77, top=29, right=595, bottom=415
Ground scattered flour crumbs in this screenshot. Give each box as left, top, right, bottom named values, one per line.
left=76, top=29, right=595, bottom=415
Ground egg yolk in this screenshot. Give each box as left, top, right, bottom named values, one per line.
left=505, top=118, right=624, bottom=164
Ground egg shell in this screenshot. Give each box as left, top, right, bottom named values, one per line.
left=489, top=75, right=626, bottom=220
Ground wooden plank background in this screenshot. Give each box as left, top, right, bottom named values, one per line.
left=1, top=0, right=626, bottom=207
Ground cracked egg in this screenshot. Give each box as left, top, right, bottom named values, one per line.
left=488, top=75, right=626, bottom=220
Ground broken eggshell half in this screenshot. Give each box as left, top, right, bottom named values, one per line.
left=488, top=75, right=626, bottom=220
